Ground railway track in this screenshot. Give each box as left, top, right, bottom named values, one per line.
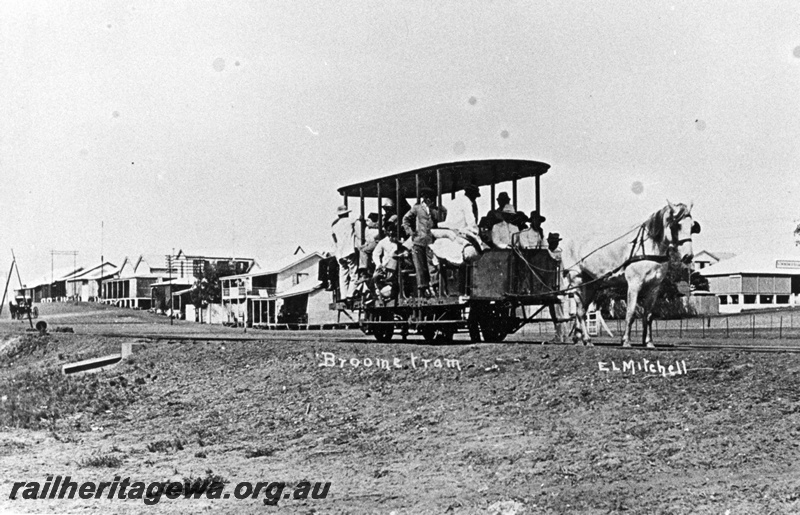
left=550, top=339, right=800, bottom=354
left=91, top=331, right=800, bottom=354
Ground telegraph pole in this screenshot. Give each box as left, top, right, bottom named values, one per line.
left=11, top=249, right=33, bottom=329
left=166, top=251, right=173, bottom=325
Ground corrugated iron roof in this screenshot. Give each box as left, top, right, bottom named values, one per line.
left=699, top=252, right=800, bottom=276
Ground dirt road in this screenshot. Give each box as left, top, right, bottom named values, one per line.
left=2, top=303, right=800, bottom=514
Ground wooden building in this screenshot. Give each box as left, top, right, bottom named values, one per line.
left=699, top=252, right=800, bottom=313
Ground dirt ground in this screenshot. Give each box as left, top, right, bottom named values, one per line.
left=2, top=303, right=800, bottom=514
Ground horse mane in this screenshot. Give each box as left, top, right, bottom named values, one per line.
left=644, top=203, right=690, bottom=244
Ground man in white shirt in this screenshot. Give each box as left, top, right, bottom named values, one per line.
left=331, top=205, right=358, bottom=302
left=514, top=210, right=546, bottom=249
left=372, top=217, right=400, bottom=299
left=440, top=184, right=480, bottom=232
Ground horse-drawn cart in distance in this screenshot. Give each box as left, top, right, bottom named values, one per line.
left=10, top=295, right=38, bottom=320
left=330, top=159, right=564, bottom=343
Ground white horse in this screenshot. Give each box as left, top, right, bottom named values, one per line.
left=562, top=201, right=700, bottom=347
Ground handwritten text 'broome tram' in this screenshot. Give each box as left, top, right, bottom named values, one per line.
left=317, top=352, right=461, bottom=371
left=598, top=359, right=688, bottom=377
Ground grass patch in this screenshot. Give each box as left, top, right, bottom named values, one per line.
left=81, top=454, right=124, bottom=468
left=182, top=470, right=228, bottom=493
left=147, top=438, right=186, bottom=453
left=0, top=368, right=139, bottom=430
left=245, top=446, right=276, bottom=458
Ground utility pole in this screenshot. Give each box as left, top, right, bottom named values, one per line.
left=0, top=259, right=15, bottom=317
left=11, top=249, right=33, bottom=329
left=166, top=251, right=173, bottom=325
left=100, top=221, right=104, bottom=302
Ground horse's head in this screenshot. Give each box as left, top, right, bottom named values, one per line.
left=646, top=201, right=700, bottom=265
left=665, top=200, right=700, bottom=264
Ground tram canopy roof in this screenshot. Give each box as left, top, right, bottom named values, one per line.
left=337, top=159, right=550, bottom=199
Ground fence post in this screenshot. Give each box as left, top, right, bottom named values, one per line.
left=702, top=317, right=705, bottom=339
left=780, top=316, right=783, bottom=339
left=726, top=317, right=729, bottom=338
left=752, top=314, right=755, bottom=339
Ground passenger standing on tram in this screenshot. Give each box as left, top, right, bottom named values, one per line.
left=546, top=232, right=566, bottom=342
left=331, top=205, right=358, bottom=303
left=402, top=187, right=444, bottom=297
left=514, top=210, right=546, bottom=249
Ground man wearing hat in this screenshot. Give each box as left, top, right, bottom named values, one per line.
left=546, top=232, right=566, bottom=342
left=402, top=186, right=445, bottom=296
left=372, top=216, right=400, bottom=299
left=331, top=205, right=358, bottom=302
left=514, top=210, right=546, bottom=249
left=357, top=212, right=381, bottom=281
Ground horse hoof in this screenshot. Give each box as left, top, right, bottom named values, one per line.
left=621, top=342, right=631, bottom=348
left=646, top=343, right=655, bottom=349
left=584, top=342, right=594, bottom=347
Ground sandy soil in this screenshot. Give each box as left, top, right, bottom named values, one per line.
left=2, top=302, right=800, bottom=514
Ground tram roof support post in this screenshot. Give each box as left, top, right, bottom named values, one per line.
left=395, top=178, right=401, bottom=240
left=535, top=175, right=541, bottom=214
left=512, top=179, right=518, bottom=210
left=359, top=187, right=365, bottom=244
left=377, top=182, right=382, bottom=233
left=436, top=169, right=442, bottom=211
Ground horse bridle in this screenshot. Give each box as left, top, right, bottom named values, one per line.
left=667, top=217, right=700, bottom=250
left=628, top=214, right=698, bottom=264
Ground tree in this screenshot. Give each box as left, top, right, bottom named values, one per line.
left=690, top=271, right=709, bottom=292
left=190, top=261, right=237, bottom=309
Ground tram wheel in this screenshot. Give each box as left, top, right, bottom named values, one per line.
left=373, top=324, right=394, bottom=342
left=481, top=323, right=508, bottom=342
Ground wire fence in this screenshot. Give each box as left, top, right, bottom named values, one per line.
left=518, top=309, right=800, bottom=341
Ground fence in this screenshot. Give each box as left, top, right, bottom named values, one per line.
left=518, top=309, right=800, bottom=341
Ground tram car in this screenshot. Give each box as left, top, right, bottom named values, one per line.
left=330, top=159, right=563, bottom=343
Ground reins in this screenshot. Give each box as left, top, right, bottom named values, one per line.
left=512, top=209, right=690, bottom=297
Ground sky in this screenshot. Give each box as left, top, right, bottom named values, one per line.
left=1, top=1, right=799, bottom=286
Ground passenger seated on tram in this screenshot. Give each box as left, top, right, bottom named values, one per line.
left=478, top=192, right=529, bottom=249
left=430, top=184, right=485, bottom=266
left=513, top=210, right=546, bottom=249
left=372, top=218, right=401, bottom=300
left=357, top=212, right=381, bottom=285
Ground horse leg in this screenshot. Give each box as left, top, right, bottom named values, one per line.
left=573, top=292, right=593, bottom=346
left=643, top=312, right=656, bottom=348
left=641, top=286, right=661, bottom=348
left=622, top=286, right=639, bottom=347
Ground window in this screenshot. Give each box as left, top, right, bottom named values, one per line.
left=719, top=296, right=728, bottom=305
left=777, top=295, right=790, bottom=304
left=193, top=259, right=205, bottom=277
left=759, top=295, right=773, bottom=304
left=730, top=295, right=739, bottom=304
left=743, top=295, right=756, bottom=304
left=293, top=273, right=309, bottom=286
